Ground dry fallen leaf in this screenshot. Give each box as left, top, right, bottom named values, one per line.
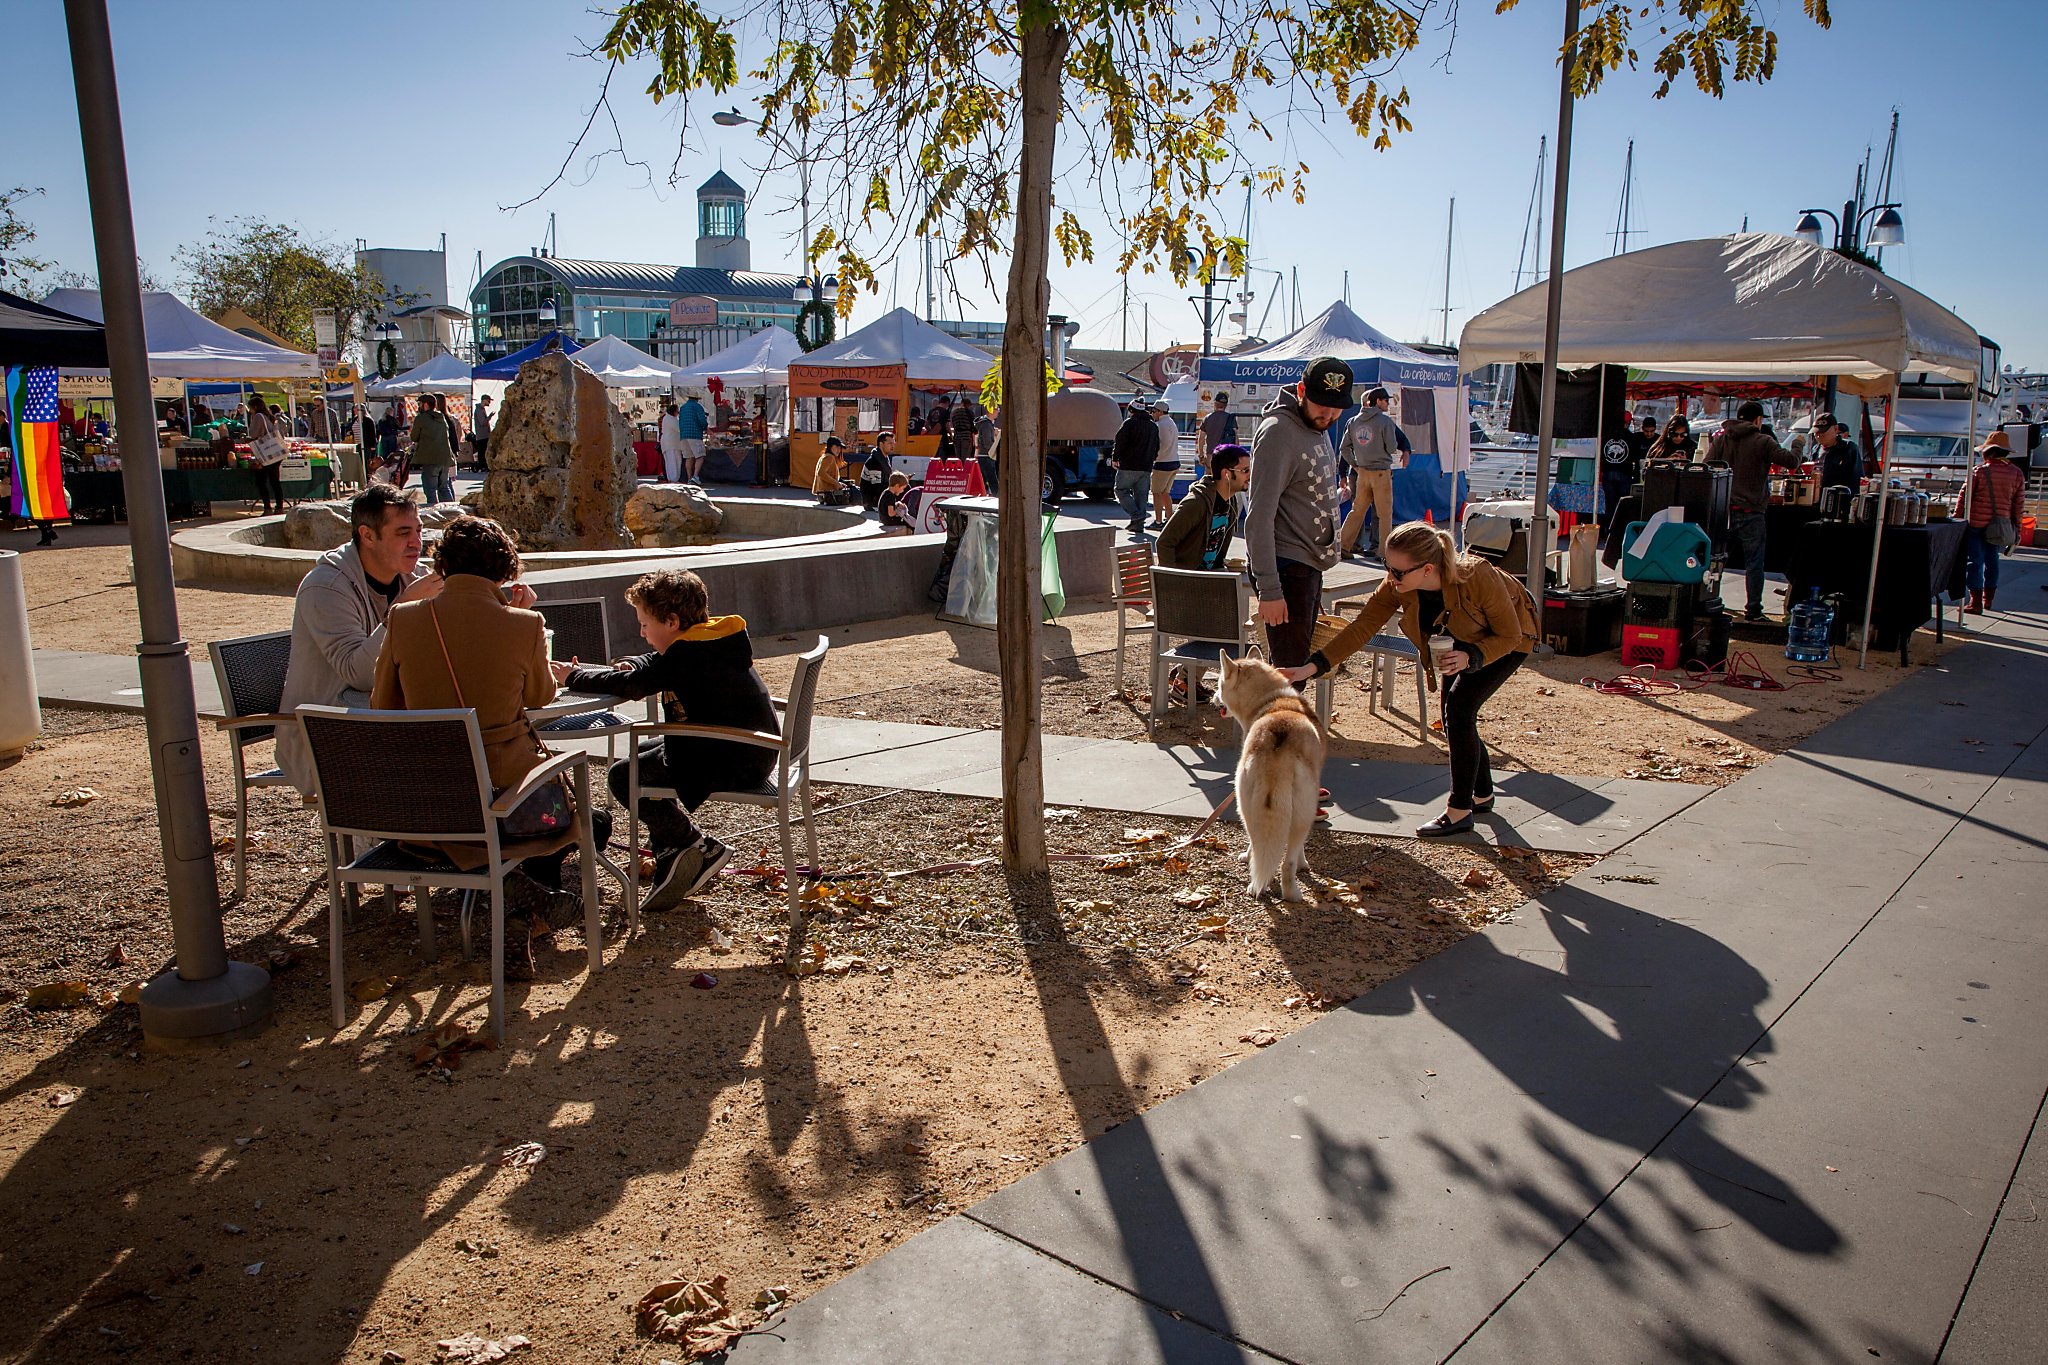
left=434, top=1333, right=531, bottom=1364
left=707, top=928, right=734, bottom=954
left=495, top=1141, right=547, bottom=1170
left=1121, top=827, right=1169, bottom=846
left=1462, top=868, right=1495, bottom=890
left=1193, top=913, right=1231, bottom=939
left=24, top=981, right=93, bottom=1010
left=1172, top=885, right=1221, bottom=911
left=351, top=975, right=400, bottom=1003
left=1239, top=1028, right=1278, bottom=1048
left=901, top=1138, right=931, bottom=1156
left=1353, top=874, right=1382, bottom=893
left=753, top=1285, right=791, bottom=1313
left=635, top=1275, right=744, bottom=1357
left=50, top=787, right=99, bottom=808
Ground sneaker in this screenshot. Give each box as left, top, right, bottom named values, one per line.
left=679, top=836, right=732, bottom=899
left=642, top=845, right=696, bottom=912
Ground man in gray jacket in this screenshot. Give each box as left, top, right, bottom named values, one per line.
left=275, top=485, right=444, bottom=794
left=1336, top=385, right=1401, bottom=561
left=1246, top=356, right=1351, bottom=668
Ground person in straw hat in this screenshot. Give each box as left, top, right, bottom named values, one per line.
left=1964, top=429, right=2025, bottom=613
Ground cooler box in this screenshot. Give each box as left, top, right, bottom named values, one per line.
left=1640, top=463, right=1733, bottom=550
left=1542, top=585, right=1626, bottom=656
left=1622, top=520, right=1713, bottom=584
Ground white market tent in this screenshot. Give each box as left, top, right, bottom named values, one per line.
left=367, top=350, right=475, bottom=396
left=571, top=333, right=695, bottom=390
left=672, top=326, right=805, bottom=387
left=1458, top=232, right=1984, bottom=664
left=45, top=288, right=321, bottom=380
left=796, top=306, right=994, bottom=385
left=1199, top=299, right=1457, bottom=389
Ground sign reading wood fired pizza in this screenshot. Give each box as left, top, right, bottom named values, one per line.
left=788, top=363, right=906, bottom=397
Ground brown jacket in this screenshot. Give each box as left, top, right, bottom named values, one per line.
left=371, top=575, right=558, bottom=862
left=1315, top=558, right=1539, bottom=681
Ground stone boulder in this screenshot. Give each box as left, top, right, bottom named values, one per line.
left=470, top=350, right=636, bottom=551
left=280, top=499, right=354, bottom=551
left=420, top=500, right=471, bottom=530
left=623, top=483, right=725, bottom=548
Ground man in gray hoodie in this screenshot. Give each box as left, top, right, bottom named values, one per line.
left=1246, top=356, right=1352, bottom=668
left=275, top=485, right=446, bottom=794
left=1336, top=385, right=1401, bottom=561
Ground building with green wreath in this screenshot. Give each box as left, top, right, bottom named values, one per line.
left=469, top=172, right=807, bottom=367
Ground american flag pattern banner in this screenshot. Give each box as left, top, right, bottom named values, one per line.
left=5, top=366, right=69, bottom=522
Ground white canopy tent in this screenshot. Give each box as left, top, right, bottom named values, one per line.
left=672, top=326, right=805, bottom=387
left=1459, top=233, right=1984, bottom=665
left=367, top=350, right=474, bottom=396
left=45, top=288, right=320, bottom=379
left=796, top=306, right=995, bottom=386
left=571, top=334, right=695, bottom=390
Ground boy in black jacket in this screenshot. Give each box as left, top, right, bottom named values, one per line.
left=550, top=569, right=779, bottom=909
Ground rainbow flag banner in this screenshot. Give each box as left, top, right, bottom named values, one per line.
left=5, top=365, right=68, bottom=522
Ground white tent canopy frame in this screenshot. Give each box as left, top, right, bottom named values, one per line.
left=1459, top=233, right=1984, bottom=666
left=796, top=306, right=995, bottom=386
left=570, top=334, right=696, bottom=390
left=367, top=350, right=474, bottom=396
left=46, top=288, right=321, bottom=380
left=672, top=327, right=804, bottom=387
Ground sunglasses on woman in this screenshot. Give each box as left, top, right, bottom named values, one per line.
left=1385, top=561, right=1424, bottom=583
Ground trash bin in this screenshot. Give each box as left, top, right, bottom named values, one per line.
left=0, top=549, right=40, bottom=758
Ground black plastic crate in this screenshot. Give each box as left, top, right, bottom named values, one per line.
left=1626, top=580, right=1712, bottom=629
left=1542, top=586, right=1627, bottom=656
left=1682, top=610, right=1732, bottom=668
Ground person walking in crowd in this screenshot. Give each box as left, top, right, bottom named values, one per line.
left=410, top=393, right=457, bottom=505
left=1111, top=397, right=1161, bottom=537
left=658, top=398, right=685, bottom=483
left=1706, top=400, right=1799, bottom=622
left=1599, top=411, right=1652, bottom=535
left=275, top=484, right=444, bottom=795
left=244, top=397, right=288, bottom=516
left=1336, top=385, right=1399, bottom=562
left=371, top=514, right=598, bottom=976
left=677, top=391, right=709, bottom=483
left=1148, top=399, right=1182, bottom=528
left=1964, top=429, right=2026, bottom=613
left=553, top=569, right=776, bottom=910
left=1197, top=392, right=1238, bottom=464
left=1645, top=413, right=1696, bottom=464
left=1281, top=522, right=1538, bottom=837
left=1157, top=443, right=1249, bottom=571
left=1246, top=356, right=1350, bottom=668
left=376, top=403, right=402, bottom=472
left=1811, top=416, right=1862, bottom=492
left=468, top=393, right=493, bottom=471
left=441, top=395, right=463, bottom=462
left=306, top=396, right=338, bottom=443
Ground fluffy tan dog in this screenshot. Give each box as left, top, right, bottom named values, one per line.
left=1217, top=654, right=1325, bottom=901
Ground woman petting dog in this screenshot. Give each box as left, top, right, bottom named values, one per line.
left=1280, top=522, right=1539, bottom=838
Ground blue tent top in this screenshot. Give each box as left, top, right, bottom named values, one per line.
left=1198, top=300, right=1457, bottom=388
left=472, top=330, right=583, bottom=380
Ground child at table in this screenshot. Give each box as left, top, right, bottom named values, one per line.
left=551, top=569, right=779, bottom=910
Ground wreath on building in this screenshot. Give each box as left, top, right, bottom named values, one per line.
left=795, top=299, right=836, bottom=352
left=375, top=339, right=399, bottom=379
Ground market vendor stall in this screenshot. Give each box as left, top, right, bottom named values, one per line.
left=1198, top=300, right=1469, bottom=526
left=2, top=291, right=108, bottom=531
left=786, top=308, right=994, bottom=490
left=1460, top=233, right=1983, bottom=664
left=1786, top=519, right=1965, bottom=664
left=673, top=329, right=806, bottom=485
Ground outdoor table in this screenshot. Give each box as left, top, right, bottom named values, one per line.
left=700, top=441, right=761, bottom=485
left=525, top=691, right=622, bottom=726
left=60, top=465, right=333, bottom=522
left=1784, top=519, right=1966, bottom=665
left=1320, top=560, right=1382, bottom=611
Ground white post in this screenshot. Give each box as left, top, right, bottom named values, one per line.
left=1956, top=394, right=1977, bottom=625
left=1856, top=376, right=1904, bottom=668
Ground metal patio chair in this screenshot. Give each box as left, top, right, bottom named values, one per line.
left=1112, top=541, right=1154, bottom=697
left=208, top=629, right=302, bottom=900
left=1147, top=566, right=1253, bottom=737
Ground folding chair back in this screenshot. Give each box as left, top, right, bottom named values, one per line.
left=298, top=707, right=493, bottom=841
left=779, top=636, right=829, bottom=772
left=534, top=597, right=613, bottom=667
left=1150, top=566, right=1246, bottom=644
left=211, top=629, right=293, bottom=748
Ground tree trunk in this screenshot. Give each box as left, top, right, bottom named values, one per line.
left=996, top=19, right=1067, bottom=877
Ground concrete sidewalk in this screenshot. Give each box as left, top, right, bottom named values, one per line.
left=727, top=559, right=2048, bottom=1363
left=32, top=651, right=1702, bottom=855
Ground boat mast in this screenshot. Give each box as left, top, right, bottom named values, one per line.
left=1609, top=139, right=1640, bottom=256
left=1873, top=108, right=1900, bottom=268
left=1515, top=137, right=1548, bottom=291
left=1436, top=196, right=1456, bottom=346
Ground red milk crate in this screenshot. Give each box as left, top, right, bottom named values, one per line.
left=1620, top=624, right=1679, bottom=669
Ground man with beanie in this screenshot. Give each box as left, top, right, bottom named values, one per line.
left=1247, top=356, right=1349, bottom=667
left=1111, top=397, right=1161, bottom=537
left=1336, top=385, right=1400, bottom=561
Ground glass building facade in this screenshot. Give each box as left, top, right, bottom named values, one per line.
left=470, top=258, right=805, bottom=362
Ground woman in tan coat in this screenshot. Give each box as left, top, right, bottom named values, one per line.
left=372, top=516, right=608, bottom=968
left=1282, top=522, right=1539, bottom=837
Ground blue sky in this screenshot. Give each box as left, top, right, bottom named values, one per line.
left=8, top=0, right=2044, bottom=368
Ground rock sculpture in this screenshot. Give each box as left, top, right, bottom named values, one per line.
left=279, top=499, right=353, bottom=551
left=623, top=483, right=724, bottom=548
left=471, top=350, right=636, bottom=551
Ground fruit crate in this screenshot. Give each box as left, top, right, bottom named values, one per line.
left=1620, top=624, right=1679, bottom=669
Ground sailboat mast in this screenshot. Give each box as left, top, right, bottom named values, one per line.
left=1609, top=138, right=1638, bottom=256
left=1530, top=138, right=1548, bottom=286
left=1873, top=108, right=1900, bottom=267
left=1438, top=197, right=1455, bottom=346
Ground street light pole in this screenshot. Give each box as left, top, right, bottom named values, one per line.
left=1526, top=0, right=1580, bottom=644
left=63, top=0, right=271, bottom=1045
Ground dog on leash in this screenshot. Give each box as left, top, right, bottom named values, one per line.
left=1217, top=654, right=1325, bottom=901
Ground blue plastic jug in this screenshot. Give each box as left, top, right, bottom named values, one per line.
left=1784, top=589, right=1833, bottom=663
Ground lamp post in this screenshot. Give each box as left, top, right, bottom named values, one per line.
left=715, top=107, right=811, bottom=284
left=1184, top=248, right=1238, bottom=361
left=373, top=320, right=402, bottom=379
left=537, top=294, right=558, bottom=334
left=1793, top=201, right=1905, bottom=257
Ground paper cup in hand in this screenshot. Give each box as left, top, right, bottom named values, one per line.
left=1428, top=635, right=1456, bottom=667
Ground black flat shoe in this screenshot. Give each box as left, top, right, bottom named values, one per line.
left=1416, top=812, right=1475, bottom=838
left=1471, top=795, right=1496, bottom=813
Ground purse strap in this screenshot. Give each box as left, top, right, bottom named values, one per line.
left=426, top=596, right=549, bottom=756
left=425, top=599, right=467, bottom=708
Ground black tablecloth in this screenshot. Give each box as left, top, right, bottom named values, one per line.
left=63, top=466, right=332, bottom=520
left=1784, top=520, right=1966, bottom=654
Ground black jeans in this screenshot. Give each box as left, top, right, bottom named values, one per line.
left=251, top=460, right=284, bottom=511
left=610, top=739, right=772, bottom=854
left=1261, top=558, right=1324, bottom=669
left=1599, top=472, right=1634, bottom=536
left=1730, top=510, right=1767, bottom=615
left=1441, top=648, right=1526, bottom=810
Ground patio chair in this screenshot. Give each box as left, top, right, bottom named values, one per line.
left=298, top=705, right=605, bottom=1044
left=532, top=596, right=643, bottom=777
left=1112, top=542, right=1153, bottom=697
left=208, top=629, right=301, bottom=900
left=624, top=637, right=828, bottom=962
left=1148, top=566, right=1252, bottom=737
left=1364, top=632, right=1432, bottom=742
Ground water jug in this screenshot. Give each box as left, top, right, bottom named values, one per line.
left=1785, top=589, right=1833, bottom=663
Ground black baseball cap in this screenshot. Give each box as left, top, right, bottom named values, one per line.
left=1301, top=356, right=1355, bottom=409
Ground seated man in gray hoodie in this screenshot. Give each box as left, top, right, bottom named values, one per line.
left=1245, top=357, right=1351, bottom=669
left=275, top=484, right=449, bottom=795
